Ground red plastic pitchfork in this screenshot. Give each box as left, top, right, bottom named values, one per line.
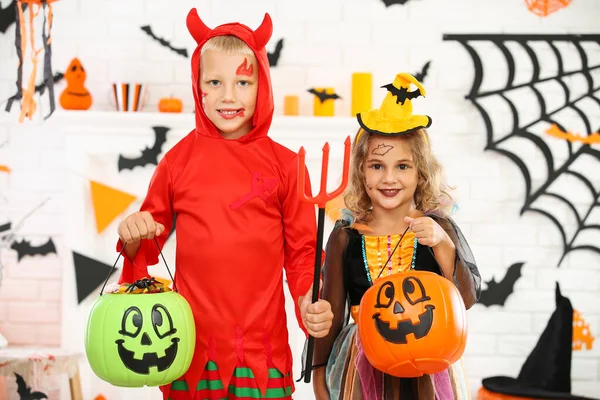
left=297, top=135, right=351, bottom=383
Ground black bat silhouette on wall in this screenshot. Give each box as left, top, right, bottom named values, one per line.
left=267, top=38, right=284, bottom=67
left=381, top=0, right=414, bottom=6
left=381, top=83, right=421, bottom=105
left=0, top=1, right=26, bottom=34
left=15, top=373, right=47, bottom=400
left=141, top=25, right=188, bottom=58
left=0, top=221, right=10, bottom=233
left=414, top=61, right=431, bottom=83
left=479, top=262, right=524, bottom=307
left=307, top=88, right=342, bottom=103
left=118, top=126, right=169, bottom=171
left=10, top=238, right=57, bottom=261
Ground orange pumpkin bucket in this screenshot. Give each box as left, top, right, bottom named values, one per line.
left=357, top=270, right=468, bottom=377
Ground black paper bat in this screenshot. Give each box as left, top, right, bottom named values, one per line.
left=141, top=25, right=188, bottom=58
left=381, top=0, right=413, bottom=6
left=381, top=83, right=422, bottom=105
left=307, top=88, right=342, bottom=103
left=0, top=1, right=25, bottom=34
left=414, top=61, right=431, bottom=83
left=118, top=126, right=169, bottom=171
left=267, top=38, right=284, bottom=67
left=479, top=262, right=523, bottom=307
left=0, top=221, right=10, bottom=233
left=15, top=373, right=48, bottom=400
left=10, top=238, right=57, bottom=262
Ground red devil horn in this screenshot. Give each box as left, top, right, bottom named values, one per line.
left=186, top=8, right=212, bottom=44
left=253, top=13, right=273, bottom=49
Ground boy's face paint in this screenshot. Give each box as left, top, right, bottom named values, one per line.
left=236, top=58, right=253, bottom=77
left=200, top=50, right=258, bottom=140
left=363, top=136, right=418, bottom=212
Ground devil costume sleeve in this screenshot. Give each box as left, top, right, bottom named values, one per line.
left=116, top=8, right=317, bottom=398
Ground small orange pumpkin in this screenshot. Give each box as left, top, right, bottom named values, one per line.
left=60, top=58, right=92, bottom=110
left=158, top=97, right=183, bottom=113
left=358, top=270, right=467, bottom=377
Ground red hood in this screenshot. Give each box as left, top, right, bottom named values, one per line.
left=187, top=8, right=274, bottom=143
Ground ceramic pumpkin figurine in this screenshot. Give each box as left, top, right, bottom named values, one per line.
left=358, top=270, right=467, bottom=378
left=85, top=277, right=195, bottom=387
left=158, top=97, right=183, bottom=113
left=60, top=58, right=92, bottom=110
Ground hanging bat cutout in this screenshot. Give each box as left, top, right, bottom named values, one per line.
left=14, top=373, right=48, bottom=400
left=141, top=25, right=188, bottom=58
left=10, top=238, right=57, bottom=262
left=0, top=222, right=10, bottom=233
left=414, top=61, right=431, bottom=83
left=267, top=38, right=284, bottom=67
left=0, top=1, right=25, bottom=34
left=381, top=0, right=414, bottom=6
left=479, top=262, right=524, bottom=307
left=381, top=83, right=422, bottom=105
left=3, top=72, right=63, bottom=106
left=307, top=88, right=342, bottom=103
left=118, top=126, right=169, bottom=171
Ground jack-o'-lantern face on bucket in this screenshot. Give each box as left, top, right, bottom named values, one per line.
left=358, top=271, right=468, bottom=378
left=116, top=304, right=179, bottom=375
left=373, top=277, right=434, bottom=344
left=85, top=289, right=196, bottom=387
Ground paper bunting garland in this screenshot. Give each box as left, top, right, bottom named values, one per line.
left=90, top=180, right=137, bottom=234
left=73, top=251, right=116, bottom=304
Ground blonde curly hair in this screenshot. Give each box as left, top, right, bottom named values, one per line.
left=343, top=128, right=454, bottom=223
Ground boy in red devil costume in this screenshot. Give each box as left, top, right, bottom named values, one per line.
left=115, top=8, right=334, bottom=400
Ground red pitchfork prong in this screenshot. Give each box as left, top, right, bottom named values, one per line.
left=298, top=136, right=351, bottom=209
left=296, top=135, right=351, bottom=384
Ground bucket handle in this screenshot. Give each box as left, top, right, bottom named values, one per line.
left=99, top=237, right=177, bottom=295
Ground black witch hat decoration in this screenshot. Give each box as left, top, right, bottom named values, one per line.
left=482, top=283, right=598, bottom=399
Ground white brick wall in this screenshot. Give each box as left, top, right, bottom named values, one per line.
left=1, top=0, right=599, bottom=399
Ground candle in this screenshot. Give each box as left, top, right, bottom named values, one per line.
left=313, top=87, right=335, bottom=117
left=351, top=72, right=372, bottom=116
left=284, top=95, right=299, bottom=116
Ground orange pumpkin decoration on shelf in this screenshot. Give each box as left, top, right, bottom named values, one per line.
left=60, top=58, right=92, bottom=110
left=158, top=97, right=183, bottom=113
left=358, top=270, right=467, bottom=378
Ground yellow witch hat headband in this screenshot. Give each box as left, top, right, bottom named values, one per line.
left=356, top=73, right=432, bottom=142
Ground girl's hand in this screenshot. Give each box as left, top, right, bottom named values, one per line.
left=404, top=216, right=450, bottom=248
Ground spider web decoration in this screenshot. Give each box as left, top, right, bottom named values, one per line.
left=442, top=34, right=600, bottom=266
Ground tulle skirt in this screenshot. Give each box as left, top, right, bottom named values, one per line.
left=325, top=324, right=471, bottom=400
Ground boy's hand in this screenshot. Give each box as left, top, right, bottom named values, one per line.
left=298, top=284, right=333, bottom=338
left=404, top=216, right=450, bottom=248
left=118, top=211, right=165, bottom=243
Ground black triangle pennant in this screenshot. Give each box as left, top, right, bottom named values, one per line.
left=73, top=251, right=116, bottom=304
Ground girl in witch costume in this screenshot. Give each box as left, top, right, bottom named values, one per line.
left=312, top=73, right=482, bottom=400
left=115, top=8, right=334, bottom=400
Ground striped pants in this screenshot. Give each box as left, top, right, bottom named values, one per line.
left=166, top=361, right=293, bottom=400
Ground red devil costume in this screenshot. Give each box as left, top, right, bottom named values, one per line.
left=117, top=8, right=316, bottom=399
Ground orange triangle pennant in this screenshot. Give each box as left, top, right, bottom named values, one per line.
left=0, top=165, right=10, bottom=173
left=90, top=180, right=137, bottom=234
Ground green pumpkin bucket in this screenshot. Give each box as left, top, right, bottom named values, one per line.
left=85, top=239, right=195, bottom=387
